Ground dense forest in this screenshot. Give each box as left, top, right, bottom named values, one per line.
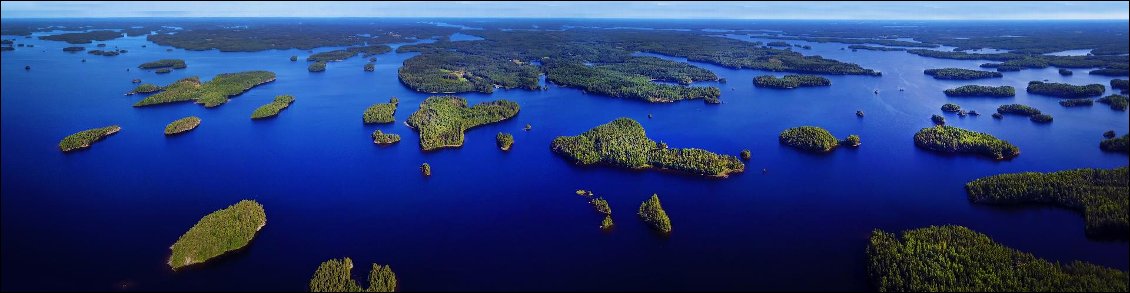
left=778, top=126, right=840, bottom=152
left=965, top=167, right=1128, bottom=239
left=405, top=96, right=520, bottom=151
left=164, top=116, right=201, bottom=136
left=127, top=83, right=162, bottom=95
left=496, top=132, right=514, bottom=151
left=39, top=30, right=123, bottom=44
left=753, top=75, right=830, bottom=89
left=1097, top=94, right=1128, bottom=111
left=637, top=194, right=672, bottom=234
left=309, top=257, right=397, bottom=292
left=550, top=118, right=744, bottom=177
left=363, top=98, right=398, bottom=124
left=922, top=68, right=1002, bottom=80
left=168, top=200, right=266, bottom=270
left=1026, top=81, right=1107, bottom=98
left=398, top=50, right=541, bottom=94
left=58, top=125, right=121, bottom=152
left=907, top=49, right=1128, bottom=74
left=867, top=225, right=1127, bottom=291
left=371, top=130, right=401, bottom=145
left=138, top=59, right=187, bottom=70
left=1100, top=134, right=1129, bottom=154
left=913, top=126, right=1019, bottom=160
left=133, top=71, right=276, bottom=108
left=250, top=95, right=296, bottom=119
left=943, top=85, right=1015, bottom=97
left=1059, top=98, right=1094, bottom=107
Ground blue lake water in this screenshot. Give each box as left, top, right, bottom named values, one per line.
left=2, top=30, right=1128, bottom=291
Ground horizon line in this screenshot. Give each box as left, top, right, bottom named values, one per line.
left=3, top=16, right=1128, bottom=21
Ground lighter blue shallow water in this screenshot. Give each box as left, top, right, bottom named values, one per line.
left=2, top=29, right=1128, bottom=291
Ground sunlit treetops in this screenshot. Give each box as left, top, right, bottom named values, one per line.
left=406, top=96, right=519, bottom=151
left=550, top=117, right=744, bottom=177
left=59, top=125, right=121, bottom=152
left=133, top=71, right=276, bottom=108
left=168, top=199, right=266, bottom=270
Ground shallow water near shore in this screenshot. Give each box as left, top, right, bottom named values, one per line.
left=2, top=26, right=1128, bottom=291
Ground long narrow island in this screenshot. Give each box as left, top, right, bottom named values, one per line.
left=59, top=125, right=121, bottom=152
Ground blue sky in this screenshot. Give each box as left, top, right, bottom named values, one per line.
left=1, top=1, right=1127, bottom=20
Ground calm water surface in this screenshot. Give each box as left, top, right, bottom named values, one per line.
left=2, top=29, right=1127, bottom=291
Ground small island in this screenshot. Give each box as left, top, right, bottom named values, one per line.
left=551, top=118, right=745, bottom=177
left=966, top=166, right=1127, bottom=239
left=62, top=46, right=85, bottom=52
left=740, top=149, right=751, bottom=160
left=1112, top=79, right=1128, bottom=92
left=1100, top=134, right=1128, bottom=154
left=308, top=257, right=397, bottom=292
left=406, top=96, right=519, bottom=151
left=753, top=74, right=830, bottom=89
left=371, top=130, right=401, bottom=145
left=134, top=71, right=276, bottom=108
left=923, top=68, right=1002, bottom=80
left=843, top=134, right=861, bottom=147
left=867, top=225, right=1128, bottom=292
left=309, top=61, right=327, bottom=72
left=913, top=125, right=1019, bottom=160
left=931, top=114, right=945, bottom=125
left=364, top=63, right=375, bottom=72
left=941, top=103, right=961, bottom=113
left=307, top=50, right=357, bottom=62
left=601, top=215, right=613, bottom=230
left=779, top=126, right=840, bottom=153
left=420, top=163, right=431, bottom=176
left=155, top=68, right=172, bottom=74
left=943, top=85, right=1015, bottom=97
left=638, top=194, right=671, bottom=234
left=168, top=199, right=266, bottom=270
left=997, top=104, right=1051, bottom=122
left=590, top=197, right=611, bottom=215
left=127, top=83, right=162, bottom=95
left=138, top=59, right=187, bottom=70
left=1026, top=81, right=1105, bottom=98
left=164, top=116, right=201, bottom=136
left=1090, top=68, right=1129, bottom=76
left=1097, top=94, right=1128, bottom=111
left=363, top=98, right=397, bottom=124
left=289, top=55, right=298, bottom=62
left=59, top=125, right=121, bottom=152
left=1058, top=68, right=1073, bottom=76
left=496, top=132, right=513, bottom=151
left=250, top=95, right=295, bottom=119
left=1059, top=98, right=1094, bottom=107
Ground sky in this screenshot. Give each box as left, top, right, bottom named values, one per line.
left=1, top=1, right=1128, bottom=20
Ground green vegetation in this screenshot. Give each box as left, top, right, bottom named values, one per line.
left=309, top=62, right=326, bottom=72
left=638, top=194, right=671, bottom=234
left=844, top=134, right=861, bottom=147
left=595, top=56, right=718, bottom=85
left=931, top=114, right=945, bottom=125
left=133, top=71, right=276, bottom=108
left=1100, top=135, right=1128, bottom=154
left=308, top=257, right=398, bottom=292
left=922, top=68, right=1002, bottom=80
left=164, top=116, right=201, bottom=136
left=913, top=125, right=1019, bottom=160
left=1097, top=94, right=1128, bottom=111
left=966, top=167, right=1128, bottom=239
left=1026, top=81, right=1105, bottom=98
left=943, top=85, right=1015, bottom=97
left=753, top=74, right=830, bottom=89
left=58, top=125, right=121, bottom=152
left=168, top=199, right=266, bottom=269
left=406, top=96, right=520, bottom=151
left=1104, top=130, right=1117, bottom=139
left=371, top=130, right=401, bottom=145
left=88, top=49, right=120, bottom=56
left=496, top=132, right=514, bottom=151
left=307, top=50, right=356, bottom=62
left=740, top=149, right=751, bottom=161
left=145, top=23, right=454, bottom=52
left=778, top=126, right=840, bottom=153
left=867, top=225, right=1128, bottom=292
left=398, top=51, right=541, bottom=94
left=1090, top=69, right=1129, bottom=76
left=420, top=163, right=431, bottom=176
left=940, top=103, right=961, bottom=112
left=138, top=59, right=186, bottom=69
left=906, top=49, right=1128, bottom=74
left=546, top=62, right=722, bottom=103
left=127, top=83, right=162, bottom=95
left=1112, top=79, right=1129, bottom=91
left=551, top=118, right=744, bottom=177
left=1030, top=113, right=1053, bottom=123
left=348, top=45, right=393, bottom=57
left=363, top=99, right=397, bottom=124
left=251, top=95, right=295, bottom=119
left=155, top=68, right=172, bottom=74
left=62, top=46, right=84, bottom=52
left=39, top=30, right=122, bottom=44
left=1059, top=68, right=1073, bottom=76
left=590, top=197, right=611, bottom=215
left=290, top=55, right=298, bottom=62
left=996, top=104, right=1041, bottom=116
left=600, top=215, right=614, bottom=230
left=992, top=113, right=1003, bottom=119
left=846, top=45, right=906, bottom=51
left=364, top=63, right=375, bottom=72
left=1059, top=98, right=1094, bottom=107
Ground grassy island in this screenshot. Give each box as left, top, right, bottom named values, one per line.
left=59, top=125, right=121, bottom=152
left=134, top=71, right=276, bottom=108
left=867, top=225, right=1128, bottom=292
left=309, top=62, right=326, bottom=72
left=127, top=83, right=162, bottom=95
left=309, top=257, right=397, bottom=292
left=164, top=116, right=201, bottom=136
left=913, top=125, right=1019, bottom=160
left=251, top=95, right=295, bottom=119
left=371, top=130, right=401, bottom=145
left=363, top=99, right=397, bottom=124
left=590, top=197, right=611, bottom=215
left=923, top=68, right=1002, bottom=80
left=966, top=167, right=1128, bottom=239
left=943, top=85, right=1015, bottom=97
left=406, top=96, right=520, bottom=151
left=778, top=126, right=840, bottom=153
left=168, top=199, right=266, bottom=270
left=138, top=59, right=186, bottom=70
left=496, top=132, right=513, bottom=151
left=638, top=194, right=671, bottom=234
left=753, top=74, right=830, bottom=89
left=1059, top=98, right=1094, bottom=107
left=1026, top=81, right=1105, bottom=98
left=1097, top=94, right=1128, bottom=111
left=1100, top=134, right=1128, bottom=154
left=551, top=118, right=744, bottom=177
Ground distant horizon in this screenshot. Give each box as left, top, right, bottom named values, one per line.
left=2, top=1, right=1127, bottom=20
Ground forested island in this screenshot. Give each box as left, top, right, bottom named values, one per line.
left=965, top=167, right=1128, bottom=239
left=308, top=257, right=397, bottom=292
left=778, top=126, right=840, bottom=153
left=309, top=62, right=327, bottom=72
left=1090, top=68, right=1130, bottom=76
left=943, top=85, right=1015, bottom=97
left=250, top=95, right=295, bottom=119
left=1026, top=81, right=1106, bottom=98
left=496, top=132, right=513, bottom=151
left=922, top=68, right=1002, bottom=80
left=997, top=104, right=1051, bottom=123
left=1059, top=68, right=1073, bottom=76
left=58, top=125, right=121, bottom=152
left=867, top=225, right=1128, bottom=291
left=307, top=50, right=357, bottom=62
left=1097, top=94, right=1128, bottom=111
left=398, top=51, right=541, bottom=94
left=1112, top=79, right=1129, bottom=92
left=545, top=62, right=722, bottom=104
left=127, top=83, right=162, bottom=95
left=846, top=45, right=906, bottom=51
left=138, top=59, right=187, bottom=70
left=164, top=116, right=201, bottom=135
left=906, top=49, right=1129, bottom=75
left=405, top=96, right=519, bottom=151
left=363, top=98, right=398, bottom=124
left=371, top=130, right=401, bottom=145
left=637, top=194, right=671, bottom=234
left=133, top=71, right=276, bottom=108
left=1100, top=134, right=1128, bottom=154
left=39, top=30, right=123, bottom=44
left=753, top=75, right=830, bottom=89
left=913, top=126, right=1019, bottom=160
left=1059, top=98, right=1094, bottom=107
left=940, top=103, right=961, bottom=113
left=550, top=118, right=745, bottom=177
left=168, top=199, right=266, bottom=270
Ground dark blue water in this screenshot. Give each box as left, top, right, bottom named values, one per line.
left=2, top=28, right=1128, bottom=291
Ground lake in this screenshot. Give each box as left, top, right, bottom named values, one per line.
left=2, top=27, right=1127, bottom=291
